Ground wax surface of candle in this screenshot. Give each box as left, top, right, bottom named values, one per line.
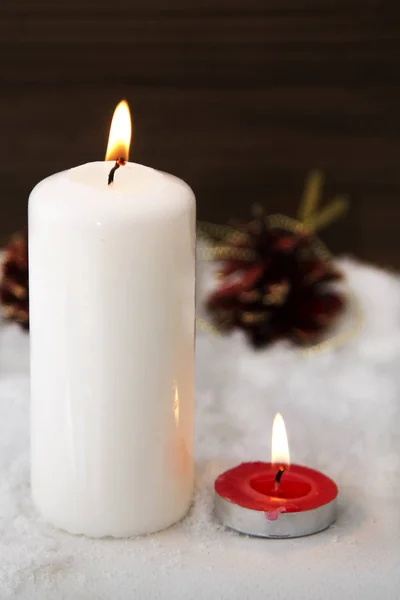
left=29, top=161, right=196, bottom=537
left=215, top=462, right=338, bottom=512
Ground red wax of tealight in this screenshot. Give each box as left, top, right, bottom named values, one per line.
left=215, top=462, right=338, bottom=513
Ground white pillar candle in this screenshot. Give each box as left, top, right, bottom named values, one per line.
left=28, top=103, right=196, bottom=538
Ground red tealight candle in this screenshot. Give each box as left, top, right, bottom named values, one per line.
left=214, top=414, right=338, bottom=538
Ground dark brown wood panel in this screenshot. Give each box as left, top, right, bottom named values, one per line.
left=0, top=0, right=399, bottom=267
left=0, top=0, right=382, bottom=14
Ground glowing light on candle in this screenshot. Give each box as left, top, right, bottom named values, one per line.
left=271, top=413, right=290, bottom=467
left=174, top=384, right=180, bottom=427
left=105, top=100, right=132, bottom=161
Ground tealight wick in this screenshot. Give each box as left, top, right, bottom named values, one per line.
left=108, top=157, right=126, bottom=185
left=274, top=465, right=285, bottom=491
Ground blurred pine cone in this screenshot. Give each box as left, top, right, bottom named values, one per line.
left=0, top=231, right=29, bottom=329
left=206, top=212, right=344, bottom=348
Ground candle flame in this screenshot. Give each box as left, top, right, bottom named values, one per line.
left=105, top=100, right=132, bottom=161
left=271, top=413, right=290, bottom=467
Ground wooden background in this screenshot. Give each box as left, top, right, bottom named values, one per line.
left=0, top=0, right=399, bottom=266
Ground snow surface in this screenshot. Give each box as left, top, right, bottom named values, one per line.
left=1, top=255, right=399, bottom=599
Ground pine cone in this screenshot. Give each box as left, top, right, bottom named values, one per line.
left=207, top=213, right=344, bottom=348
left=0, top=231, right=29, bottom=329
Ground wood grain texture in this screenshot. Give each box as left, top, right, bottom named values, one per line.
left=0, top=0, right=399, bottom=266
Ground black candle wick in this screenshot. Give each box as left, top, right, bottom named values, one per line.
left=108, top=157, right=126, bottom=185
left=274, top=465, right=285, bottom=490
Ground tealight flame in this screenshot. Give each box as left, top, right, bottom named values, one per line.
left=271, top=413, right=290, bottom=467
left=105, top=100, right=132, bottom=161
